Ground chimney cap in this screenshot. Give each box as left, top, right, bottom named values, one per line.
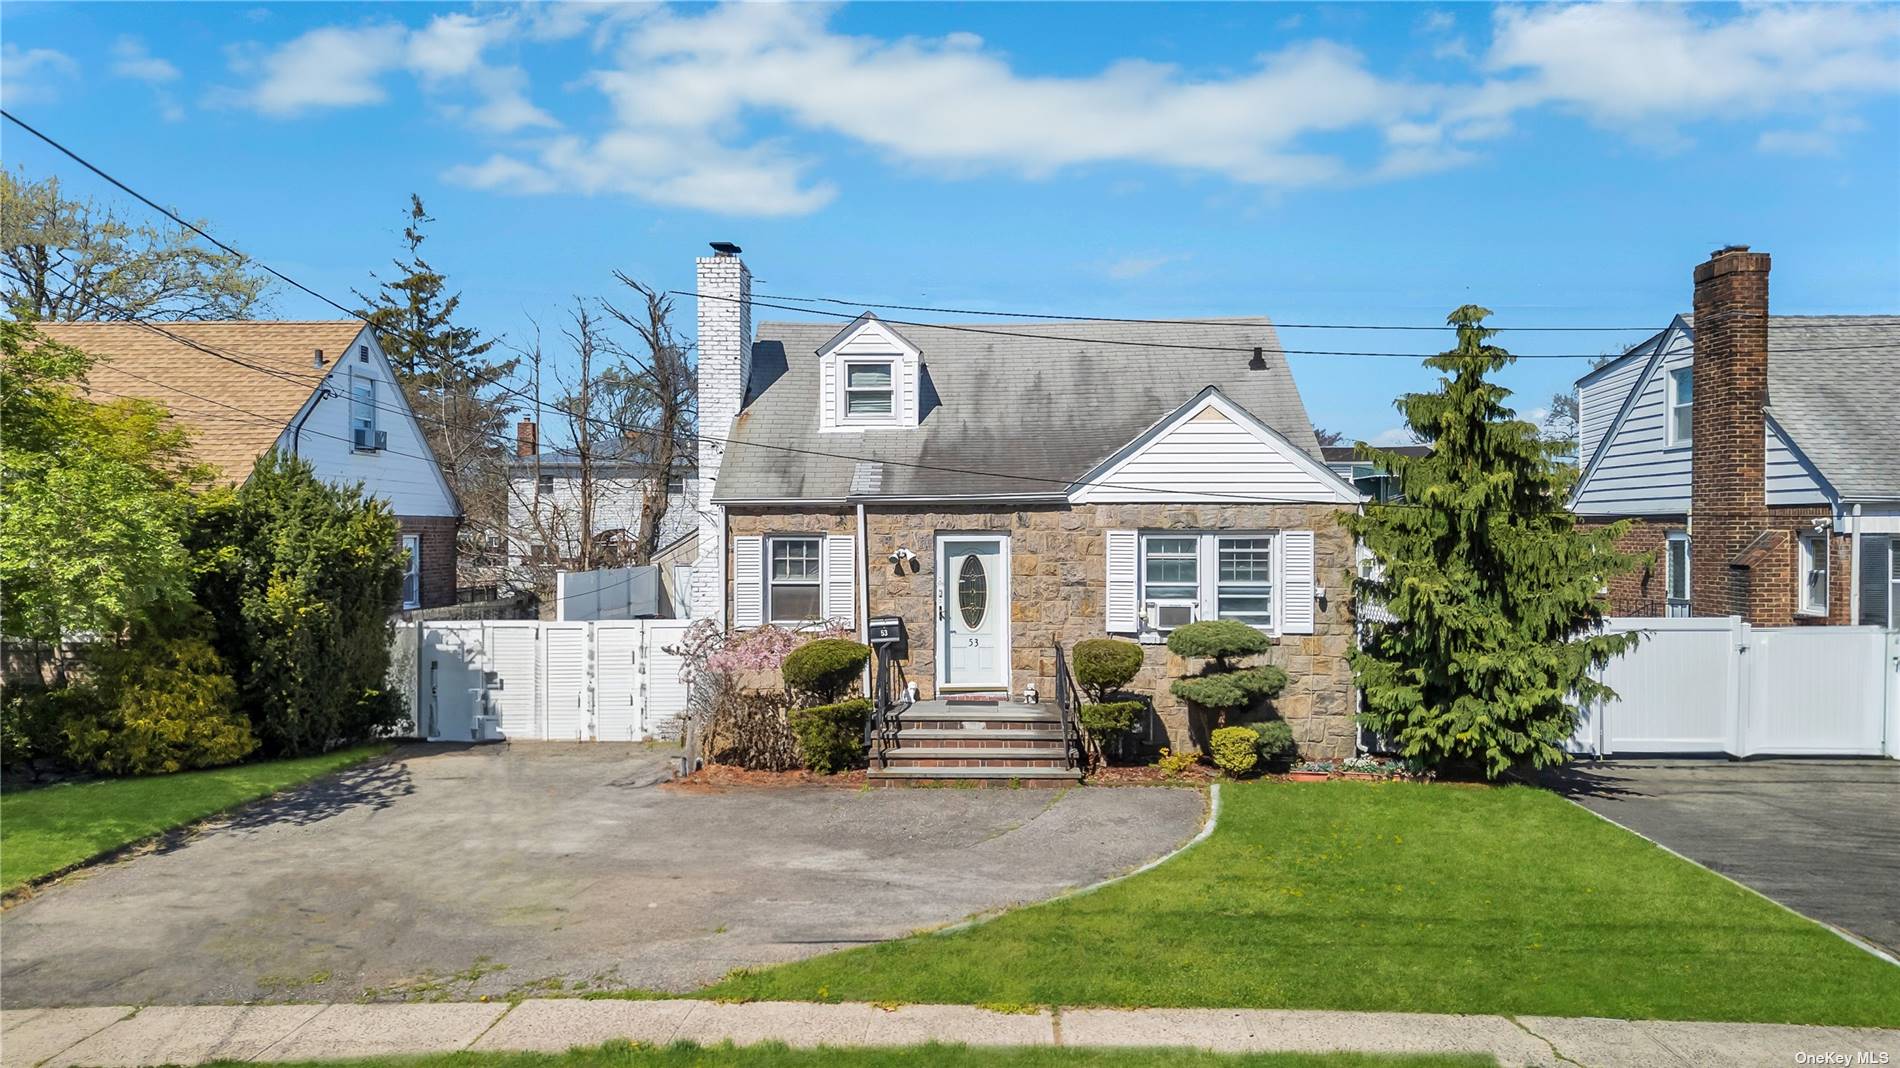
left=709, top=241, right=743, bottom=256
left=1712, top=244, right=1752, bottom=257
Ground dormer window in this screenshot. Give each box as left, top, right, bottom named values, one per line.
left=816, top=313, right=921, bottom=433
left=844, top=361, right=894, bottom=420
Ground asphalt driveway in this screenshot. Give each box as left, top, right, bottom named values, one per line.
left=1, top=744, right=1206, bottom=1008
left=1544, top=758, right=1900, bottom=957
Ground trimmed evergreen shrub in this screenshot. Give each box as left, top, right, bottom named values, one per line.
left=788, top=697, right=871, bottom=774
left=781, top=638, right=871, bottom=703
left=1208, top=725, right=1260, bottom=776
left=1079, top=700, right=1142, bottom=739
left=64, top=637, right=257, bottom=775
left=1072, top=638, right=1143, bottom=699
left=1245, top=719, right=1298, bottom=766
left=1164, top=620, right=1270, bottom=660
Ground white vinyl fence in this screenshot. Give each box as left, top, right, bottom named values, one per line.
left=1573, top=617, right=1899, bottom=759
left=400, top=619, right=693, bottom=742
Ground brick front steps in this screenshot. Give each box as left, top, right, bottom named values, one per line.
left=869, top=698, right=1082, bottom=786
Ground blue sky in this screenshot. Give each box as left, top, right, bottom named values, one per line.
left=4, top=1, right=1898, bottom=445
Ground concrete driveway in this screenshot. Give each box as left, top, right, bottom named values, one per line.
left=1, top=744, right=1206, bottom=1008
left=1543, top=759, right=1900, bottom=957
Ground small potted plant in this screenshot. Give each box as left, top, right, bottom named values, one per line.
left=1340, top=755, right=1386, bottom=780
left=1288, top=759, right=1334, bottom=782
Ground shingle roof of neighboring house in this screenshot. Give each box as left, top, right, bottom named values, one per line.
left=1320, top=445, right=1431, bottom=463
left=38, top=321, right=366, bottom=481
left=1680, top=314, right=1900, bottom=501
left=716, top=318, right=1318, bottom=501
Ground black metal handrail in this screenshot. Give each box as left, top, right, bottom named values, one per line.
left=1052, top=643, right=1085, bottom=773
left=868, top=644, right=910, bottom=769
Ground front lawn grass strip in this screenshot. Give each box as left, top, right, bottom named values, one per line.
left=1, top=744, right=391, bottom=903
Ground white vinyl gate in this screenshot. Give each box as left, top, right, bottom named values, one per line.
left=1573, top=617, right=1898, bottom=758
left=412, top=620, right=693, bottom=742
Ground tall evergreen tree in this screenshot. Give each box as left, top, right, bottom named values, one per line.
left=1344, top=306, right=1643, bottom=778
left=357, top=195, right=517, bottom=547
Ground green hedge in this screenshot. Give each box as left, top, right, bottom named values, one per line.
left=1164, top=620, right=1271, bottom=660
left=788, top=698, right=871, bottom=774
left=782, top=639, right=871, bottom=703
left=1080, top=700, right=1143, bottom=739
left=1208, top=726, right=1260, bottom=776
left=1073, top=638, right=1143, bottom=700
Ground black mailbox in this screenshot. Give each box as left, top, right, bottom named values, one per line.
left=867, top=615, right=908, bottom=659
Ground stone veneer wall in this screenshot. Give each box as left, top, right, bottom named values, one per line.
left=727, top=502, right=1359, bottom=760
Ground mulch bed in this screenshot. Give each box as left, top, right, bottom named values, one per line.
left=1083, top=764, right=1218, bottom=787
left=663, top=763, right=867, bottom=793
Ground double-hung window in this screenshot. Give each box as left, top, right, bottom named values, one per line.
left=400, top=534, right=421, bottom=609
left=1797, top=532, right=1829, bottom=616
left=350, top=369, right=378, bottom=449
left=1140, top=532, right=1274, bottom=632
left=1216, top=537, right=1274, bottom=626
left=1859, top=535, right=1897, bottom=627
left=767, top=536, right=823, bottom=624
left=842, top=361, right=894, bottom=420
left=1664, top=532, right=1690, bottom=617
left=1667, top=367, right=1693, bottom=446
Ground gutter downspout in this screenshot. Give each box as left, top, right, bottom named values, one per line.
left=1850, top=503, right=1863, bottom=626
left=856, top=500, right=871, bottom=696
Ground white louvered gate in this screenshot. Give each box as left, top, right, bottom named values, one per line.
left=414, top=620, right=694, bottom=743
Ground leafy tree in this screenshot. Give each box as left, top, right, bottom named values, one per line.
left=1166, top=621, right=1287, bottom=716
left=1, top=170, right=269, bottom=320
left=0, top=318, right=205, bottom=673
left=192, top=452, right=405, bottom=756
left=1312, top=426, right=1345, bottom=447
left=1345, top=306, right=1642, bottom=778
left=357, top=195, right=517, bottom=551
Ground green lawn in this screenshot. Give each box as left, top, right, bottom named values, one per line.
left=705, top=781, right=1900, bottom=1027
left=1, top=744, right=388, bottom=891
left=219, top=1040, right=1489, bottom=1068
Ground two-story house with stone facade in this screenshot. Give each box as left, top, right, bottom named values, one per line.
left=1571, top=246, right=1900, bottom=627
left=687, top=244, right=1364, bottom=782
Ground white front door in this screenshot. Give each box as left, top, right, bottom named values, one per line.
left=938, top=535, right=1010, bottom=691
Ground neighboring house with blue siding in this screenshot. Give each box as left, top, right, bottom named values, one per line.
left=1571, top=246, right=1900, bottom=626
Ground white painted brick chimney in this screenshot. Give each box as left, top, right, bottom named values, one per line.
left=692, top=244, right=752, bottom=627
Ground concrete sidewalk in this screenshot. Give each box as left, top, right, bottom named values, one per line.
left=3, top=1000, right=1896, bottom=1068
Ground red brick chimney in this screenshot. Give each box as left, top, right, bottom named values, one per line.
left=1689, top=245, right=1771, bottom=618
left=515, top=419, right=538, bottom=458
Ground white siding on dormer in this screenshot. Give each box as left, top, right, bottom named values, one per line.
left=1573, top=330, right=1693, bottom=516
left=1072, top=398, right=1355, bottom=504
left=274, top=330, right=458, bottom=518
left=1765, top=419, right=1830, bottom=505
left=816, top=317, right=921, bottom=433
left=1579, top=348, right=1649, bottom=470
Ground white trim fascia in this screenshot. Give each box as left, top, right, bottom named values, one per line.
left=1068, top=386, right=1362, bottom=504
left=1569, top=316, right=1689, bottom=511
left=814, top=311, right=922, bottom=361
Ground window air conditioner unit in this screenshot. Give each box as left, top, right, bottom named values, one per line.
left=353, top=427, right=387, bottom=452
left=1145, top=601, right=1197, bottom=632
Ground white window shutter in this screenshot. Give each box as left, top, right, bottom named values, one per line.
left=733, top=535, right=763, bottom=628
left=1280, top=530, right=1316, bottom=634
left=1105, top=529, right=1139, bottom=634
left=824, top=534, right=856, bottom=627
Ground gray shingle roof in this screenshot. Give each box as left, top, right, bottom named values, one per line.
left=1679, top=314, right=1900, bottom=501
left=714, top=317, right=1316, bottom=501
left=1762, top=316, right=1900, bottom=500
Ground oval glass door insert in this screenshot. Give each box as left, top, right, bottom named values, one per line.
left=957, top=554, right=988, bottom=629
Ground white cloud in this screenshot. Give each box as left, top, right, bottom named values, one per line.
left=111, top=37, right=179, bottom=83
left=243, top=24, right=406, bottom=115
left=1105, top=253, right=1190, bottom=281
left=234, top=13, right=554, bottom=131
left=1472, top=3, right=1900, bottom=127
left=229, top=2, right=1900, bottom=217
left=1757, top=115, right=1868, bottom=157
left=1369, top=426, right=1422, bottom=447
left=0, top=43, right=78, bottom=106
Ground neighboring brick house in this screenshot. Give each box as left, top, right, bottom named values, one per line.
left=1571, top=246, right=1900, bottom=627
left=40, top=321, right=462, bottom=611
left=689, top=244, right=1365, bottom=765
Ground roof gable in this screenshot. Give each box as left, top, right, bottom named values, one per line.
left=1070, top=386, right=1360, bottom=504
left=40, top=320, right=365, bottom=481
